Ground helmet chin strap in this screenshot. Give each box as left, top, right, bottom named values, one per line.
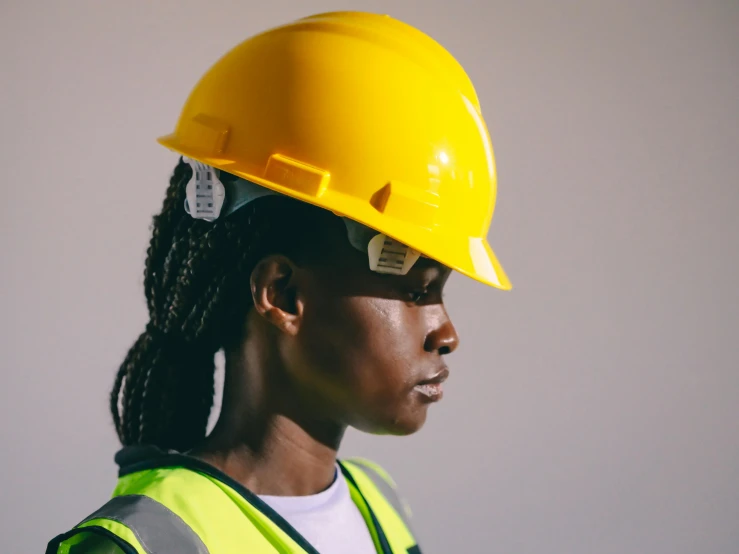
left=182, top=158, right=422, bottom=275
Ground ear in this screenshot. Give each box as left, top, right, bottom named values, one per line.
left=250, top=255, right=303, bottom=336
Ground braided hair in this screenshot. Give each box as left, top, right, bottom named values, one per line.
left=110, top=158, right=338, bottom=452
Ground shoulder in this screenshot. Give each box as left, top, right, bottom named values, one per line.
left=46, top=524, right=138, bottom=554
left=53, top=533, right=129, bottom=554
left=47, top=466, right=207, bottom=554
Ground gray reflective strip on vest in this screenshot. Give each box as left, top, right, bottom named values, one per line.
left=81, top=494, right=209, bottom=554
left=347, top=459, right=415, bottom=535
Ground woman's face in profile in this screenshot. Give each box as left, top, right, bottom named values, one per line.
left=278, top=235, right=460, bottom=436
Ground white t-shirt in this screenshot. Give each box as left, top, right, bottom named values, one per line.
left=259, top=466, right=377, bottom=554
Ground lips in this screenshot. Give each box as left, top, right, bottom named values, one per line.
left=414, top=366, right=449, bottom=401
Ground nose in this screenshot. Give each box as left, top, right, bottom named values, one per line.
left=423, top=308, right=460, bottom=356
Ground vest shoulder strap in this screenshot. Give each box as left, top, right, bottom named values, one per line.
left=47, top=494, right=210, bottom=554
left=46, top=525, right=138, bottom=554
left=342, top=458, right=417, bottom=539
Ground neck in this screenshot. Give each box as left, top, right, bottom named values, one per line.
left=194, top=412, right=345, bottom=497
left=190, top=332, right=346, bottom=496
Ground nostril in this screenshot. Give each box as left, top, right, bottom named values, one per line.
left=439, top=345, right=451, bottom=356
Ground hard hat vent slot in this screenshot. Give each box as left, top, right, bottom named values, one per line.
left=264, top=154, right=331, bottom=198
left=371, top=182, right=440, bottom=227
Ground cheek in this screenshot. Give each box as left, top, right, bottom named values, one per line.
left=294, top=296, right=423, bottom=406
left=349, top=298, right=420, bottom=387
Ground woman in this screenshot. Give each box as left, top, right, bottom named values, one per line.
left=47, top=11, right=511, bottom=554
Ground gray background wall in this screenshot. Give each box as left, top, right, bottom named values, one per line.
left=2, top=1, right=738, bottom=552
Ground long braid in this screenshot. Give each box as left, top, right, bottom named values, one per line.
left=110, top=159, right=337, bottom=452
left=111, top=163, right=189, bottom=441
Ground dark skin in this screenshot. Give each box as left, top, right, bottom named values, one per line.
left=191, top=225, right=459, bottom=497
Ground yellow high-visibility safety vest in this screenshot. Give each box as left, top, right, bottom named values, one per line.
left=47, top=446, right=421, bottom=554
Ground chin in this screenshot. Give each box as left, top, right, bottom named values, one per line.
left=355, top=405, right=429, bottom=436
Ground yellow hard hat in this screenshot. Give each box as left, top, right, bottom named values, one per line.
left=158, top=11, right=511, bottom=290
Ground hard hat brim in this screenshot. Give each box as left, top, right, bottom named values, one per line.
left=158, top=136, right=511, bottom=290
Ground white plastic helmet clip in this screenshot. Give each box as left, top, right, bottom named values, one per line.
left=367, top=234, right=422, bottom=275
left=183, top=158, right=226, bottom=222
